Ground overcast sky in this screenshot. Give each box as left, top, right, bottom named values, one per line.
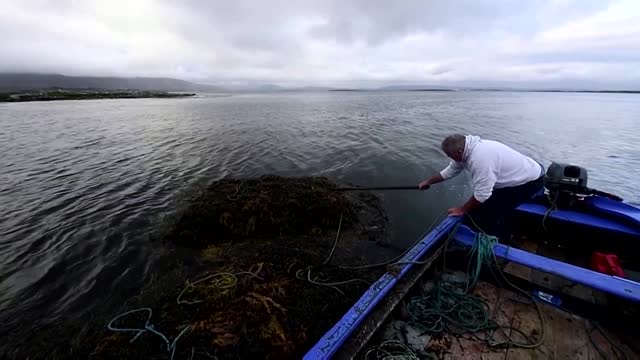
left=1, top=0, right=639, bottom=88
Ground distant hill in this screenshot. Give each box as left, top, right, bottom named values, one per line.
left=0, top=73, right=225, bottom=92
left=377, top=85, right=456, bottom=91
left=377, top=84, right=640, bottom=94
left=377, top=82, right=640, bottom=93
left=221, top=83, right=335, bottom=92
left=257, top=84, right=284, bottom=91
left=245, top=84, right=333, bottom=92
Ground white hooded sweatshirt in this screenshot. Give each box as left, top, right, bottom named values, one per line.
left=440, top=135, right=543, bottom=203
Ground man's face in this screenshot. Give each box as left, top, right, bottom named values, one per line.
left=446, top=149, right=464, bottom=162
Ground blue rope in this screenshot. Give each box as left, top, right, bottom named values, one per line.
left=107, top=307, right=192, bottom=360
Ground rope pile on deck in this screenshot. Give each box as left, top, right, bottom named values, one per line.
left=405, top=231, right=545, bottom=348
left=364, top=219, right=546, bottom=359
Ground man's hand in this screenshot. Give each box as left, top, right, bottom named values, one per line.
left=418, top=180, right=431, bottom=190
left=448, top=207, right=465, bottom=217
left=418, top=174, right=444, bottom=190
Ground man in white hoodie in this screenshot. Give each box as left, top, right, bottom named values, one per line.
left=418, top=134, right=544, bottom=240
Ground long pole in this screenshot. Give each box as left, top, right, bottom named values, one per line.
left=334, top=185, right=426, bottom=191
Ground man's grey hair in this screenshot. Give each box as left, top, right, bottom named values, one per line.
left=441, top=134, right=466, bottom=155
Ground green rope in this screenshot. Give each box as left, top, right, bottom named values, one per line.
left=542, top=191, right=559, bottom=231
left=294, top=266, right=370, bottom=295
left=339, top=210, right=448, bottom=270
left=176, top=271, right=263, bottom=305
left=588, top=321, right=628, bottom=360
left=465, top=232, right=498, bottom=293
left=362, top=340, right=422, bottom=360
left=406, top=282, right=488, bottom=334
left=404, top=224, right=545, bottom=350
left=323, top=211, right=344, bottom=265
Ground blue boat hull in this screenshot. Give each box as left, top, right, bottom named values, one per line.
left=305, top=195, right=640, bottom=359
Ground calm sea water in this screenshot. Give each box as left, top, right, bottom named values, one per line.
left=1, top=91, right=639, bottom=353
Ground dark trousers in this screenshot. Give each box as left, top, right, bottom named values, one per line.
left=466, top=176, right=544, bottom=241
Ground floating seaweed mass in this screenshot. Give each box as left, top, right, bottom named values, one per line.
left=91, top=175, right=389, bottom=359
left=165, top=175, right=366, bottom=247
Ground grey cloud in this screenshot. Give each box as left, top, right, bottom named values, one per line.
left=307, top=0, right=611, bottom=45
left=430, top=64, right=455, bottom=76
left=164, top=0, right=307, bottom=52
left=0, top=0, right=638, bottom=88
left=521, top=52, right=640, bottom=64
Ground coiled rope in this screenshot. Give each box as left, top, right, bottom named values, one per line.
left=362, top=340, right=422, bottom=360
left=106, top=269, right=262, bottom=359
left=176, top=271, right=263, bottom=305
left=405, top=218, right=545, bottom=350
left=107, top=307, right=192, bottom=360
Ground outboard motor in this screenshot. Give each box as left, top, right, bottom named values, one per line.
left=544, top=163, right=589, bottom=206
left=544, top=163, right=589, bottom=193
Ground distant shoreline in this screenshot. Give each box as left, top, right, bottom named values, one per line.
left=352, top=88, right=640, bottom=94
left=324, top=88, right=639, bottom=94
left=519, top=89, right=640, bottom=94
left=2, top=89, right=639, bottom=101
left=0, top=90, right=195, bottom=103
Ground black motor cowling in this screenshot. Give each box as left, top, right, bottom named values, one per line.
left=544, top=162, right=589, bottom=194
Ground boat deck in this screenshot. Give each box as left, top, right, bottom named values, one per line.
left=458, top=281, right=634, bottom=359
left=311, top=209, right=640, bottom=360
left=371, top=279, right=637, bottom=359
left=351, top=229, right=640, bottom=359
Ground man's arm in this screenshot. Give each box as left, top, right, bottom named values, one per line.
left=449, top=162, right=496, bottom=216
left=462, top=196, right=482, bottom=213
left=418, top=173, right=444, bottom=190
left=419, top=160, right=464, bottom=190
left=448, top=196, right=482, bottom=216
